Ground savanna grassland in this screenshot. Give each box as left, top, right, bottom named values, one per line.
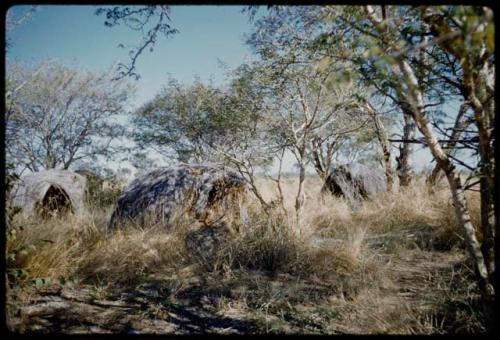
left=5, top=5, right=495, bottom=336
left=5, top=176, right=489, bottom=334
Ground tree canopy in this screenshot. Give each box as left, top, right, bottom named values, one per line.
left=5, top=61, right=135, bottom=173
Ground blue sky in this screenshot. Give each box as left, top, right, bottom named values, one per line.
left=6, top=5, right=256, bottom=109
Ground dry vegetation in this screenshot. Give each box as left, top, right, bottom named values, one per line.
left=5, top=176, right=489, bottom=334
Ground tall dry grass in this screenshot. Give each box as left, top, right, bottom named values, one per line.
left=7, top=209, right=195, bottom=286
left=6, top=176, right=480, bottom=284
left=5, top=174, right=486, bottom=333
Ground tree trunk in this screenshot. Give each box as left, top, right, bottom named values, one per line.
left=427, top=160, right=445, bottom=187
left=396, top=105, right=415, bottom=187
left=422, top=6, right=496, bottom=281
left=397, top=58, right=493, bottom=299
left=295, top=157, right=306, bottom=223
left=463, top=58, right=496, bottom=280
left=480, top=176, right=495, bottom=276
left=412, top=102, right=492, bottom=299
left=444, top=165, right=492, bottom=297
left=427, top=103, right=470, bottom=187
left=311, top=143, right=327, bottom=181
left=477, top=126, right=495, bottom=278
left=268, top=147, right=288, bottom=216
left=367, top=104, right=394, bottom=192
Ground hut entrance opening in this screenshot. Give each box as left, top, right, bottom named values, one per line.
left=36, top=185, right=73, bottom=218
left=323, top=178, right=343, bottom=197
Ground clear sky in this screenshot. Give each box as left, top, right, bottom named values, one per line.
left=6, top=5, right=256, bottom=109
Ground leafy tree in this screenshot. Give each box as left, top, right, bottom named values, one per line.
left=5, top=61, right=135, bottom=173
left=246, top=6, right=383, bottom=218
left=345, top=4, right=494, bottom=300
left=134, top=78, right=261, bottom=162
left=419, top=6, right=495, bottom=282
left=253, top=4, right=495, bottom=300
left=133, top=77, right=274, bottom=208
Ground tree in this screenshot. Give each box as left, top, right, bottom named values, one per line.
left=282, top=3, right=495, bottom=300
left=361, top=102, right=396, bottom=191
left=5, top=61, right=135, bottom=173
left=95, top=5, right=178, bottom=80
left=240, top=59, right=372, bottom=220
left=133, top=77, right=263, bottom=162
left=426, top=102, right=473, bottom=187
left=420, top=5, right=495, bottom=283
left=246, top=6, right=397, bottom=220
left=133, top=76, right=274, bottom=209
left=355, top=4, right=494, bottom=299
left=247, top=6, right=397, bottom=192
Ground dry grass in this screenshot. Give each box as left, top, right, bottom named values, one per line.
left=7, top=208, right=195, bottom=286
left=5, top=175, right=488, bottom=334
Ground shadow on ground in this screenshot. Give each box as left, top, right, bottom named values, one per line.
left=8, top=277, right=260, bottom=334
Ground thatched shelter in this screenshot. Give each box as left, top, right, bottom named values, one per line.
left=322, top=163, right=386, bottom=205
left=9, top=169, right=88, bottom=219
left=109, top=163, right=248, bottom=231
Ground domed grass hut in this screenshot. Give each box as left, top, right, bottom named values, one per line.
left=322, top=163, right=386, bottom=206
left=109, top=163, right=248, bottom=232
left=9, top=169, right=88, bottom=219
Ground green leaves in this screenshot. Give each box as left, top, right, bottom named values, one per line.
left=35, top=277, right=52, bottom=289
left=325, top=70, right=354, bottom=91
left=316, top=56, right=332, bottom=73
left=58, top=275, right=67, bottom=286
left=133, top=75, right=266, bottom=164
left=484, top=22, right=494, bottom=53
left=8, top=268, right=29, bottom=281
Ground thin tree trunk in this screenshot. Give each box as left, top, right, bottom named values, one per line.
left=470, top=89, right=495, bottom=281
left=366, top=104, right=394, bottom=192
left=210, top=145, right=271, bottom=212
left=427, top=103, right=470, bottom=187
left=311, top=143, right=326, bottom=181
left=268, top=147, right=288, bottom=216
left=396, top=105, right=415, bottom=187
left=462, top=57, right=496, bottom=280
left=427, top=162, right=445, bottom=187
left=397, top=58, right=493, bottom=298
left=311, top=138, right=337, bottom=191
left=480, top=176, right=495, bottom=277
left=239, top=165, right=270, bottom=211
left=422, top=6, right=496, bottom=280
left=275, top=148, right=288, bottom=216
left=294, top=135, right=308, bottom=224
left=412, top=102, right=492, bottom=298
left=295, top=156, right=306, bottom=223
left=444, top=166, right=492, bottom=297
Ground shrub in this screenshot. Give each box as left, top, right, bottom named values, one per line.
left=85, top=174, right=123, bottom=209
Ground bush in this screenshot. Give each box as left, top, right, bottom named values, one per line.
left=206, top=207, right=369, bottom=283
left=208, top=211, right=302, bottom=274
left=85, top=174, right=123, bottom=208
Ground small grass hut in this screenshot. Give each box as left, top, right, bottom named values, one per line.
left=109, top=163, right=248, bottom=231
left=322, top=163, right=386, bottom=205
left=9, top=169, right=88, bottom=219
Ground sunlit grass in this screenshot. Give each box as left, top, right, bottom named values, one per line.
left=6, top=176, right=485, bottom=334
